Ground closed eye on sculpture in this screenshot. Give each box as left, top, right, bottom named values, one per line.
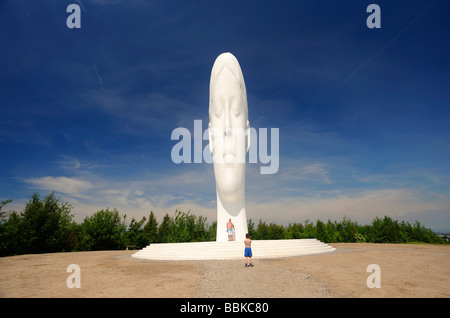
left=214, top=98, right=224, bottom=118
left=230, top=97, right=242, bottom=117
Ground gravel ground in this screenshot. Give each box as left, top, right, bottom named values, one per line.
left=197, top=258, right=334, bottom=298
left=1, top=243, right=449, bottom=298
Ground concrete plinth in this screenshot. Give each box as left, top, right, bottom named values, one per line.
left=131, top=239, right=336, bottom=260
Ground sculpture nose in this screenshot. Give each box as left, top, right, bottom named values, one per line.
left=224, top=127, right=232, bottom=138
left=224, top=108, right=232, bottom=135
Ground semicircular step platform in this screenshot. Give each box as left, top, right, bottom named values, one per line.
left=131, top=239, right=336, bottom=260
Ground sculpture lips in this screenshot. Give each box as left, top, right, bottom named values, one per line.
left=225, top=154, right=235, bottom=163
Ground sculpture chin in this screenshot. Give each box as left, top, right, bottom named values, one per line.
left=214, top=162, right=245, bottom=204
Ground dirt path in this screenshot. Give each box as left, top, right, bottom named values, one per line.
left=198, top=259, right=334, bottom=298
left=0, top=243, right=449, bottom=298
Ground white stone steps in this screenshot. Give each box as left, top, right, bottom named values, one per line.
left=131, top=239, right=336, bottom=260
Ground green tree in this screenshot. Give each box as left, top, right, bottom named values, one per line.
left=255, top=219, right=269, bottom=240
left=337, top=216, right=358, bottom=242
left=354, top=232, right=366, bottom=243
left=0, top=211, right=23, bottom=256
left=125, top=216, right=147, bottom=248
left=0, top=199, right=13, bottom=255
left=303, top=220, right=316, bottom=238
left=20, top=193, right=74, bottom=254
left=316, top=220, right=329, bottom=242
left=267, top=222, right=285, bottom=240
left=367, top=216, right=397, bottom=243
left=325, top=220, right=341, bottom=242
left=398, top=221, right=412, bottom=243
left=141, top=211, right=158, bottom=245
left=172, top=210, right=192, bottom=242
left=165, top=210, right=210, bottom=243
left=0, top=199, right=12, bottom=219
left=207, top=221, right=217, bottom=241
left=247, top=219, right=256, bottom=238
left=383, top=216, right=400, bottom=243
left=285, top=223, right=304, bottom=239
left=80, top=208, right=126, bottom=250
left=192, top=213, right=209, bottom=242
left=65, top=221, right=83, bottom=251
left=158, top=213, right=173, bottom=243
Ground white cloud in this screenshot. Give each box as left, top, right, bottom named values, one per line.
left=57, top=156, right=81, bottom=170
left=280, top=163, right=332, bottom=184
left=24, top=176, right=94, bottom=197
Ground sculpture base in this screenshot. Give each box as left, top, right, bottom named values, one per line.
left=131, top=239, right=335, bottom=260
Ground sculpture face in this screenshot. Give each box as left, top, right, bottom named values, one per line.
left=209, top=53, right=250, bottom=205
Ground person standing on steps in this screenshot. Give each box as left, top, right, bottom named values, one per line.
left=226, top=218, right=235, bottom=241
left=244, top=233, right=254, bottom=267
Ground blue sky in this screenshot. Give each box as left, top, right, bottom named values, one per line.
left=1, top=0, right=449, bottom=231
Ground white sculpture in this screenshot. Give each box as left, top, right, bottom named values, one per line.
left=132, top=53, right=337, bottom=260
left=208, top=52, right=250, bottom=242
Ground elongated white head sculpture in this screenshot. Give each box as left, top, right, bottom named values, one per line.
left=209, top=52, right=250, bottom=242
